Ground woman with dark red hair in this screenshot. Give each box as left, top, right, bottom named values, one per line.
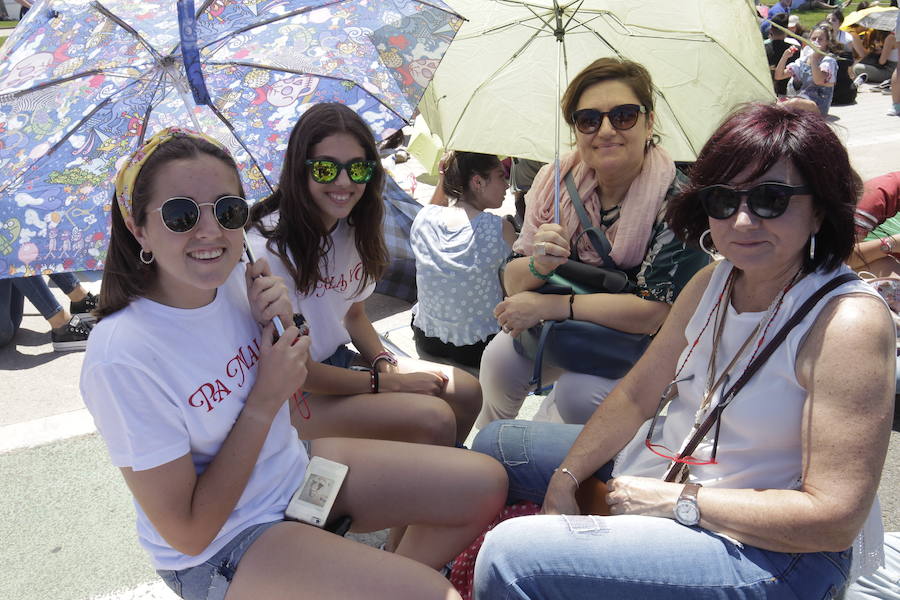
left=471, top=103, right=894, bottom=598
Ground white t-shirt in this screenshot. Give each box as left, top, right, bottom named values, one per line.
left=80, top=266, right=308, bottom=570
left=247, top=215, right=376, bottom=362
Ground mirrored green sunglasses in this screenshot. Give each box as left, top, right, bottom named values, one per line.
left=305, top=159, right=377, bottom=184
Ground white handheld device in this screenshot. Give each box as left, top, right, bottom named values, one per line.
left=285, top=456, right=349, bottom=527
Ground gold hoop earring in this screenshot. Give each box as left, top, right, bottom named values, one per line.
left=699, top=229, right=717, bottom=258
left=139, top=249, right=154, bottom=265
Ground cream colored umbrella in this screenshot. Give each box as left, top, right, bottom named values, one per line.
left=419, top=0, right=774, bottom=166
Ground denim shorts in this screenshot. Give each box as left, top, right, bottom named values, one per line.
left=156, top=520, right=280, bottom=600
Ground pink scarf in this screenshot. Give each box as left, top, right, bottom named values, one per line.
left=513, top=145, right=676, bottom=269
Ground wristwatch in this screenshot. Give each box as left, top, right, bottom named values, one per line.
left=674, top=483, right=702, bottom=526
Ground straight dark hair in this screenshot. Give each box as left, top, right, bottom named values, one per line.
left=248, top=103, right=388, bottom=296
left=667, top=103, right=860, bottom=273
left=97, top=136, right=241, bottom=319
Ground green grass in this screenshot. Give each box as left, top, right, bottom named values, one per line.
left=795, top=8, right=833, bottom=30
left=0, top=20, right=17, bottom=27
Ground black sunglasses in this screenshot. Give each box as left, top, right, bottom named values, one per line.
left=305, top=159, right=377, bottom=184
left=152, top=195, right=249, bottom=234
left=698, top=183, right=811, bottom=220
left=571, top=104, right=647, bottom=134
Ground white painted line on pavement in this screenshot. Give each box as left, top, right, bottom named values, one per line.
left=88, top=580, right=177, bottom=600
left=0, top=408, right=97, bottom=454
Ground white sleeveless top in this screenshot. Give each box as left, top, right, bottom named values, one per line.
left=614, top=260, right=885, bottom=578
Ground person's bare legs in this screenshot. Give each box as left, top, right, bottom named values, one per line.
left=227, top=438, right=507, bottom=599
left=297, top=392, right=457, bottom=447
left=395, top=357, right=482, bottom=445
left=316, top=437, right=507, bottom=568
left=227, top=523, right=459, bottom=600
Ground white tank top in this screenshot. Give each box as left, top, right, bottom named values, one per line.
left=613, top=260, right=885, bottom=577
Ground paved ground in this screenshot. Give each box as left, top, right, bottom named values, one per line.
left=1, top=88, right=899, bottom=599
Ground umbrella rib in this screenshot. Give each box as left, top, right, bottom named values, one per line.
left=1, top=81, right=139, bottom=195
left=199, top=0, right=464, bottom=53
left=199, top=0, right=351, bottom=53
left=445, top=26, right=546, bottom=144
left=89, top=1, right=167, bottom=64
left=204, top=102, right=276, bottom=196
left=1, top=69, right=104, bottom=100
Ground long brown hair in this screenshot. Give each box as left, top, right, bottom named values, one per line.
left=248, top=103, right=388, bottom=296
left=97, top=136, right=241, bottom=319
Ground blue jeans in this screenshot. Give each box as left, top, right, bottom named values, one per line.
left=0, top=273, right=79, bottom=346
left=472, top=420, right=852, bottom=599
left=157, top=520, right=279, bottom=600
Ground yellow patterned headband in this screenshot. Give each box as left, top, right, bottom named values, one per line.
left=114, top=127, right=230, bottom=220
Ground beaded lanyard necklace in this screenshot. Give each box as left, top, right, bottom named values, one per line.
left=675, top=266, right=804, bottom=435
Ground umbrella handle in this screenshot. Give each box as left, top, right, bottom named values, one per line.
left=242, top=230, right=286, bottom=338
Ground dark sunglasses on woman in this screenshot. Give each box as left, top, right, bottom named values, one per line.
left=305, top=159, right=377, bottom=184
left=152, top=195, right=250, bottom=234
left=698, top=183, right=811, bottom=220
left=571, top=104, right=647, bottom=134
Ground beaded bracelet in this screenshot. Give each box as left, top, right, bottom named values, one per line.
left=880, top=236, right=895, bottom=255
left=370, top=369, right=380, bottom=394
left=529, top=256, right=555, bottom=280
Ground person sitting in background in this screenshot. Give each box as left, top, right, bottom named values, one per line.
left=765, top=13, right=801, bottom=95
left=850, top=171, right=900, bottom=277
left=509, top=157, right=546, bottom=229
left=776, top=24, right=839, bottom=115
left=761, top=0, right=793, bottom=36
left=472, top=101, right=894, bottom=600
left=410, top=151, right=517, bottom=369
left=828, top=8, right=855, bottom=52
left=0, top=272, right=97, bottom=351
left=890, top=11, right=900, bottom=115
left=850, top=27, right=898, bottom=84
left=788, top=14, right=806, bottom=39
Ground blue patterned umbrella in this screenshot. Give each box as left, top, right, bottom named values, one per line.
left=0, top=0, right=462, bottom=277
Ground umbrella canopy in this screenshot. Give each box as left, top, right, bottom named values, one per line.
left=0, top=0, right=462, bottom=277
left=840, top=6, right=899, bottom=33
left=418, top=0, right=774, bottom=164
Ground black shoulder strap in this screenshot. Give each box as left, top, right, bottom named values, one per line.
left=663, top=272, right=859, bottom=482
left=564, top=171, right=613, bottom=265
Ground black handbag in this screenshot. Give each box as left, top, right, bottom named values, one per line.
left=513, top=172, right=651, bottom=389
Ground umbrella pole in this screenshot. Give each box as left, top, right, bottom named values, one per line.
left=242, top=231, right=287, bottom=338
left=553, top=2, right=564, bottom=225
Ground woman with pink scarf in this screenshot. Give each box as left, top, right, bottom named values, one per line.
left=478, top=58, right=708, bottom=427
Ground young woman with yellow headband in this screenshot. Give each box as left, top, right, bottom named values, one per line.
left=80, top=128, right=506, bottom=600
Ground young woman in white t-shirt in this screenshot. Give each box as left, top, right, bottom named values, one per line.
left=80, top=128, right=506, bottom=600
left=247, top=103, right=482, bottom=448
